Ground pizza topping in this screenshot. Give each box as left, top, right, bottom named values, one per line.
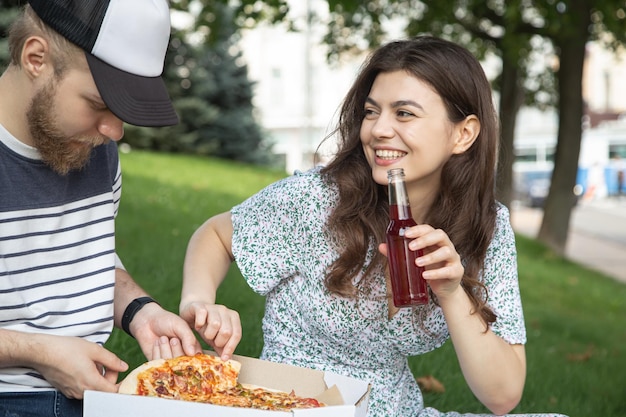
left=119, top=353, right=324, bottom=411
left=211, top=384, right=324, bottom=411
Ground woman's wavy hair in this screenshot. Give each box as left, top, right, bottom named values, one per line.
left=320, top=35, right=499, bottom=325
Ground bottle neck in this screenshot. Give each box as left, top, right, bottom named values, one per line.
left=389, top=202, right=413, bottom=220
left=388, top=177, right=413, bottom=220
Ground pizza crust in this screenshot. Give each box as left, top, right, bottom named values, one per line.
left=239, top=383, right=284, bottom=393
left=118, top=358, right=167, bottom=394
left=117, top=355, right=242, bottom=395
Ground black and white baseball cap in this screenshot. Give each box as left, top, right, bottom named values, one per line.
left=28, top=0, right=179, bottom=127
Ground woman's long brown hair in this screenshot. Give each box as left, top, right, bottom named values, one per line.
left=320, top=36, right=499, bottom=326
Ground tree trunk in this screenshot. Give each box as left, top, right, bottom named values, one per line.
left=537, top=21, right=589, bottom=255
left=496, top=55, right=525, bottom=209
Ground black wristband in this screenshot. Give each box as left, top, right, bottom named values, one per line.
left=121, top=296, right=158, bottom=337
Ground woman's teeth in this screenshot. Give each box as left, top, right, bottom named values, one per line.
left=376, top=150, right=406, bottom=160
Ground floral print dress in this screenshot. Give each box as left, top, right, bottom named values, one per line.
left=230, top=168, right=566, bottom=417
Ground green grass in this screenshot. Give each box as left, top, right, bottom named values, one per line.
left=107, top=150, right=626, bottom=417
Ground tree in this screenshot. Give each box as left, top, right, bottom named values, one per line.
left=170, top=0, right=290, bottom=45
left=3, top=0, right=626, bottom=252
left=124, top=4, right=275, bottom=165
left=533, top=0, right=626, bottom=253
left=0, top=1, right=275, bottom=166
left=0, top=1, right=22, bottom=70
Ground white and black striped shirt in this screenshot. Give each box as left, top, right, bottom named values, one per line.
left=0, top=124, right=120, bottom=391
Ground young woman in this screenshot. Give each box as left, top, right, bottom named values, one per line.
left=180, top=36, right=566, bottom=417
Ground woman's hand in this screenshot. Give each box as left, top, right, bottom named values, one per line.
left=381, top=224, right=525, bottom=415
left=179, top=301, right=242, bottom=361
left=379, top=223, right=465, bottom=301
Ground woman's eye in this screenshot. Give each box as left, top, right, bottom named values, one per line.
left=364, top=108, right=379, bottom=118
left=397, top=110, right=414, bottom=118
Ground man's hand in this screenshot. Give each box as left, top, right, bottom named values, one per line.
left=27, top=333, right=128, bottom=399
left=129, top=302, right=203, bottom=361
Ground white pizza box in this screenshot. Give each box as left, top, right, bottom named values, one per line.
left=84, top=353, right=371, bottom=417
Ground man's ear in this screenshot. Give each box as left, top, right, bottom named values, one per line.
left=21, top=36, right=50, bottom=79
left=452, top=115, right=480, bottom=155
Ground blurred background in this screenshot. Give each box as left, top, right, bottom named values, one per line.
left=1, top=0, right=625, bottom=254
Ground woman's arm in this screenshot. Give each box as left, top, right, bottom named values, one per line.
left=179, top=211, right=242, bottom=360
left=438, top=288, right=526, bottom=415
left=399, top=223, right=526, bottom=415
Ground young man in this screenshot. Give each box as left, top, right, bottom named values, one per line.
left=0, top=1, right=202, bottom=415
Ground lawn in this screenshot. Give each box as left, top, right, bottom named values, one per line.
left=107, top=150, right=626, bottom=417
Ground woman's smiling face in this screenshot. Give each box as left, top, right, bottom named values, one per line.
left=360, top=70, right=460, bottom=193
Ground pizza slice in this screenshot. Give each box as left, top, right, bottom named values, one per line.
left=118, top=353, right=325, bottom=411
left=209, top=383, right=325, bottom=410
left=118, top=353, right=240, bottom=400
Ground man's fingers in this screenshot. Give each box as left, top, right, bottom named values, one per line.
left=169, top=338, right=185, bottom=357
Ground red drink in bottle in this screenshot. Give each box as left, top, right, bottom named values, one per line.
left=386, top=168, right=429, bottom=307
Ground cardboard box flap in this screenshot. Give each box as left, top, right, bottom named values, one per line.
left=314, top=384, right=341, bottom=406
left=233, top=354, right=327, bottom=397
left=228, top=352, right=367, bottom=407
left=323, top=372, right=369, bottom=405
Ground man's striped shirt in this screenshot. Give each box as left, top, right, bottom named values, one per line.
left=0, top=124, right=120, bottom=391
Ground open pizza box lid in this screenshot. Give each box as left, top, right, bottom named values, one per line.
left=84, top=353, right=371, bottom=417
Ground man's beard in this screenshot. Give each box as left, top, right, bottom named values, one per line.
left=27, top=82, right=109, bottom=176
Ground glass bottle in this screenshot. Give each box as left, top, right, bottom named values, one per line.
left=386, top=168, right=429, bottom=307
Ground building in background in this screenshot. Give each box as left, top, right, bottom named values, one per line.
left=239, top=1, right=363, bottom=173
left=239, top=1, right=626, bottom=189
left=512, top=42, right=626, bottom=202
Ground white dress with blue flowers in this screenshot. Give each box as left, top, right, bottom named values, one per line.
left=230, top=168, right=566, bottom=417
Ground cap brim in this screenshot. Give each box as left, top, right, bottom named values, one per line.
left=86, top=53, right=179, bottom=127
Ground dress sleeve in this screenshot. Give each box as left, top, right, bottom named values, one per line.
left=483, top=203, right=527, bottom=344
left=230, top=169, right=328, bottom=295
